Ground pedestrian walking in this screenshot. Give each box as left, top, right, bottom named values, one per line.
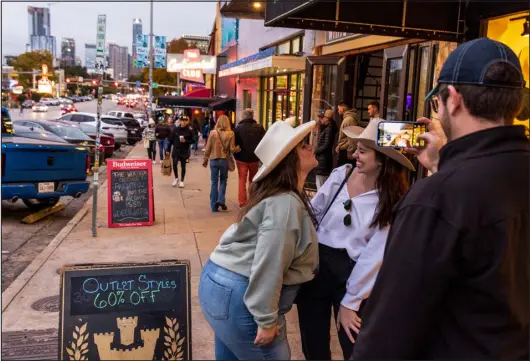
left=335, top=101, right=359, bottom=167
left=201, top=117, right=211, bottom=151
left=142, top=118, right=157, bottom=162
left=297, top=119, right=414, bottom=360
left=155, top=119, right=171, bottom=162
left=202, top=115, right=240, bottom=212
left=166, top=116, right=194, bottom=188
left=314, top=109, right=336, bottom=190
left=351, top=37, right=529, bottom=360
left=234, top=108, right=266, bottom=208
left=19, top=102, right=23, bottom=115
left=191, top=118, right=201, bottom=155
left=199, top=120, right=320, bottom=360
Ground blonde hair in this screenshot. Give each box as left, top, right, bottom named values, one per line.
left=215, top=115, right=231, bottom=131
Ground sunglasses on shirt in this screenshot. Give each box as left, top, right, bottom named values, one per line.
left=343, top=199, right=352, bottom=227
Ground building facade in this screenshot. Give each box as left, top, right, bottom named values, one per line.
left=131, top=18, right=143, bottom=75
left=108, top=43, right=129, bottom=81
left=61, top=38, right=76, bottom=66
left=28, top=6, right=56, bottom=57
left=85, top=44, right=97, bottom=72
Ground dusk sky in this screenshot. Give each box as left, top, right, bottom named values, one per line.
left=1, top=1, right=217, bottom=63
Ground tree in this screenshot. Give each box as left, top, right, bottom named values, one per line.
left=63, top=65, right=89, bottom=79
left=128, top=73, right=144, bottom=83
left=142, top=67, right=179, bottom=97
left=12, top=51, right=56, bottom=90
left=167, top=38, right=189, bottom=54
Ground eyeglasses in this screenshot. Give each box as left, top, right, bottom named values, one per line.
left=430, top=96, right=439, bottom=114
left=343, top=199, right=352, bottom=226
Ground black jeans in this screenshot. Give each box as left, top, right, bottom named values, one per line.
left=172, top=155, right=187, bottom=181
left=147, top=140, right=157, bottom=161
left=297, top=243, right=357, bottom=360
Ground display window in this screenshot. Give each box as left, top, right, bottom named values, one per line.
left=260, top=73, right=303, bottom=129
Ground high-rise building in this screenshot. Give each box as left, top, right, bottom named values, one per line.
left=131, top=18, right=143, bottom=75
left=181, top=34, right=210, bottom=54
left=85, top=44, right=97, bottom=72
left=28, top=6, right=56, bottom=57
left=61, top=38, right=75, bottom=66
left=108, top=43, right=129, bottom=80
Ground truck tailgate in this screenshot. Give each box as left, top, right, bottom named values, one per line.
left=2, top=136, right=88, bottom=183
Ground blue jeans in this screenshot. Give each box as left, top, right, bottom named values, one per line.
left=199, top=260, right=294, bottom=360
left=209, top=159, right=228, bottom=211
left=158, top=139, right=168, bottom=161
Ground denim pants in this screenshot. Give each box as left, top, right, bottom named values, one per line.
left=158, top=139, right=168, bottom=161
left=199, top=260, right=294, bottom=360
left=209, top=159, right=228, bottom=211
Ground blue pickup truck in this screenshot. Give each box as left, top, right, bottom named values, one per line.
left=1, top=106, right=91, bottom=210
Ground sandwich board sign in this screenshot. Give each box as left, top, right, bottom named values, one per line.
left=58, top=260, right=192, bottom=360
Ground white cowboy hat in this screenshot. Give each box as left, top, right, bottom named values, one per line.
left=343, top=119, right=415, bottom=171
left=148, top=118, right=155, bottom=125
left=253, top=120, right=316, bottom=182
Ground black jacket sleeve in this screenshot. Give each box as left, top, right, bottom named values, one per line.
left=234, top=126, right=242, bottom=147
left=351, top=205, right=458, bottom=360
left=184, top=127, right=194, bottom=144
left=315, top=127, right=332, bottom=155
left=166, top=127, right=175, bottom=153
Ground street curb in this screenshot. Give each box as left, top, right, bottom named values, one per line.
left=1, top=144, right=139, bottom=313
left=1, top=207, right=88, bottom=312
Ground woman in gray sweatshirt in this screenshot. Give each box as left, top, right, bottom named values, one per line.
left=199, top=121, right=319, bottom=360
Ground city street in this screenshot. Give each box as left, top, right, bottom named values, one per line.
left=1, top=100, right=143, bottom=293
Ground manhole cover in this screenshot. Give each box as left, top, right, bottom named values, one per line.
left=2, top=328, right=58, bottom=360
left=31, top=296, right=59, bottom=313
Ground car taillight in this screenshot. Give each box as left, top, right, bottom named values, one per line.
left=85, top=153, right=91, bottom=175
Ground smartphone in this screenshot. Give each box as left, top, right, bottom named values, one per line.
left=376, top=121, right=426, bottom=149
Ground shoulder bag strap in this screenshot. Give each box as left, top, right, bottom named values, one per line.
left=316, top=165, right=355, bottom=231
left=216, top=130, right=231, bottom=157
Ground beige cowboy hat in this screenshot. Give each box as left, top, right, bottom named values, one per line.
left=253, top=120, right=316, bottom=182
left=343, top=119, right=415, bottom=171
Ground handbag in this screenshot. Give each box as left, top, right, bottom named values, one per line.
left=316, top=165, right=355, bottom=231
left=216, top=130, right=235, bottom=172
left=143, top=138, right=150, bottom=148
left=161, top=158, right=172, bottom=176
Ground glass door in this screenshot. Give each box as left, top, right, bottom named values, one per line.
left=275, top=92, right=288, bottom=120
left=381, top=46, right=408, bottom=121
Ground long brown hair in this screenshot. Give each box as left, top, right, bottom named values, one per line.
left=370, top=153, right=410, bottom=229
left=238, top=143, right=317, bottom=226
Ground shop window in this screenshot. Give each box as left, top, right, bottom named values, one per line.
left=405, top=48, right=417, bottom=121
left=242, top=90, right=252, bottom=110
left=290, top=74, right=298, bottom=90
left=277, top=41, right=290, bottom=55
left=311, top=64, right=338, bottom=121
left=415, top=47, right=430, bottom=118
left=260, top=73, right=304, bottom=129
left=385, top=58, right=403, bottom=121
left=276, top=75, right=288, bottom=89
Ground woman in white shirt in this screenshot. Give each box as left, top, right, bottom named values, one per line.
left=296, top=119, right=415, bottom=360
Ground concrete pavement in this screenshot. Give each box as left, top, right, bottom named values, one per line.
left=1, top=141, right=342, bottom=360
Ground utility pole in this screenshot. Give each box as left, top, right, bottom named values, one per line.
left=92, top=14, right=107, bottom=237
left=148, top=0, right=154, bottom=120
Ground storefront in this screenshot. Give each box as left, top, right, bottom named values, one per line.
left=483, top=11, right=529, bottom=132
left=260, top=72, right=304, bottom=129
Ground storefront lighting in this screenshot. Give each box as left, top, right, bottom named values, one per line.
left=252, top=2, right=262, bottom=9
left=522, top=17, right=529, bottom=37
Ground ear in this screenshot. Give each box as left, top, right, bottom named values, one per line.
left=446, top=85, right=463, bottom=116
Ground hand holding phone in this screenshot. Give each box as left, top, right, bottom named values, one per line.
left=376, top=121, right=427, bottom=149
left=404, top=117, right=448, bottom=173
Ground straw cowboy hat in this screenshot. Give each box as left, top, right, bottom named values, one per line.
left=253, top=120, right=316, bottom=182
left=148, top=118, right=155, bottom=125
left=343, top=119, right=415, bottom=171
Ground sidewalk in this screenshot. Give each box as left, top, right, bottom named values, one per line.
left=2, top=142, right=342, bottom=360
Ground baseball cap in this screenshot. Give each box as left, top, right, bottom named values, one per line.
left=425, top=37, right=525, bottom=101
left=324, top=109, right=334, bottom=118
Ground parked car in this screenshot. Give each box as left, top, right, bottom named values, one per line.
left=132, top=112, right=148, bottom=128
left=59, top=122, right=115, bottom=159
left=58, top=97, right=73, bottom=106
left=57, top=112, right=128, bottom=150
left=40, top=97, right=59, bottom=106
left=32, top=103, right=48, bottom=112
left=60, top=104, right=78, bottom=115
left=106, top=111, right=142, bottom=144
left=2, top=106, right=90, bottom=210
left=14, top=120, right=104, bottom=166
left=68, top=96, right=82, bottom=103
left=13, top=124, right=68, bottom=143
left=22, top=100, right=35, bottom=109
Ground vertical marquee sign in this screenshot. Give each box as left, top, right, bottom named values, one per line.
left=58, top=261, right=192, bottom=360
left=107, top=159, right=154, bottom=228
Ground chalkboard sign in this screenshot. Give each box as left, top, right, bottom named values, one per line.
left=107, top=159, right=154, bottom=228
left=59, top=260, right=191, bottom=361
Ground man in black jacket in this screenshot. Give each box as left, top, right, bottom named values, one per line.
left=234, top=108, right=265, bottom=207
left=314, top=109, right=336, bottom=190
left=351, top=38, right=529, bottom=360
left=166, top=116, right=194, bottom=188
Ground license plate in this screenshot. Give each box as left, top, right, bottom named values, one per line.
left=38, top=182, right=55, bottom=193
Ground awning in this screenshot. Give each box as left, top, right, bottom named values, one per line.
left=183, top=88, right=212, bottom=98
left=220, top=0, right=264, bottom=19
left=157, top=96, right=236, bottom=111
left=219, top=54, right=305, bottom=78
left=264, top=0, right=530, bottom=42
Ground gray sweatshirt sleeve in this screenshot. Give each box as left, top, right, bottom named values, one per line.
left=243, top=196, right=299, bottom=329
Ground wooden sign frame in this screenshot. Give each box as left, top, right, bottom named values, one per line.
left=58, top=260, right=191, bottom=361
left=107, top=159, right=154, bottom=228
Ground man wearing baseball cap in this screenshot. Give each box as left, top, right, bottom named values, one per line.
left=352, top=38, right=528, bottom=359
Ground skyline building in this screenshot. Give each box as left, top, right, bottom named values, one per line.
left=131, top=18, right=143, bottom=75
left=61, top=38, right=75, bottom=66
left=108, top=43, right=129, bottom=80
left=28, top=6, right=56, bottom=57
left=85, top=43, right=97, bottom=72
left=181, top=34, right=210, bottom=54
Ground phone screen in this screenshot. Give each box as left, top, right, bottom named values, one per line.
left=376, top=121, right=426, bottom=148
